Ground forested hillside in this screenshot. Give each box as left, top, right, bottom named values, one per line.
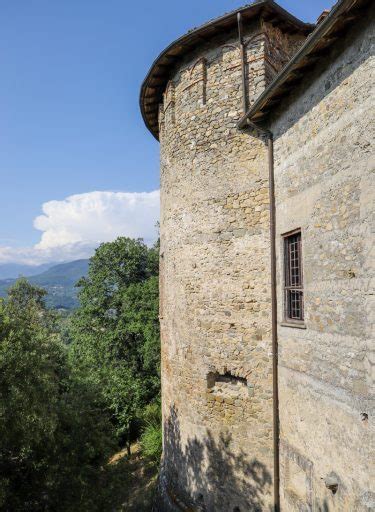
left=0, top=237, right=161, bottom=511
left=0, top=259, right=89, bottom=310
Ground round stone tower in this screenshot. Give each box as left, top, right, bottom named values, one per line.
left=140, top=2, right=311, bottom=510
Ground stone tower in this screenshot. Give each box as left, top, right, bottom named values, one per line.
left=140, top=3, right=312, bottom=510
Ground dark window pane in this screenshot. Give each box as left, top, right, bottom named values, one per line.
left=284, top=231, right=304, bottom=322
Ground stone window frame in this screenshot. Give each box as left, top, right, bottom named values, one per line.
left=281, top=228, right=306, bottom=328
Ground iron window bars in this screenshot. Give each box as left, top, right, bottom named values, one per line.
left=284, top=230, right=304, bottom=322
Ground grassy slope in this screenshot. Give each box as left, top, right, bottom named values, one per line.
left=108, top=444, right=158, bottom=511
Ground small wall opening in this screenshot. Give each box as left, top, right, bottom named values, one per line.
left=207, top=370, right=252, bottom=398
left=197, top=493, right=205, bottom=503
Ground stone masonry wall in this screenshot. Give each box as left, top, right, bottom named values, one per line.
left=263, top=20, right=305, bottom=90
left=269, top=9, right=374, bottom=512
left=157, top=17, right=306, bottom=512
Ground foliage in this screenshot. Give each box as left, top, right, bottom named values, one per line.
left=140, top=402, right=162, bottom=465
left=0, top=279, right=116, bottom=511
left=0, top=237, right=161, bottom=509
left=69, top=237, right=160, bottom=450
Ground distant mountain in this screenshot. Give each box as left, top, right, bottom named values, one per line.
left=0, top=262, right=56, bottom=280
left=0, top=259, right=89, bottom=310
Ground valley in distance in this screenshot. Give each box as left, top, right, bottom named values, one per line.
left=0, top=259, right=89, bottom=310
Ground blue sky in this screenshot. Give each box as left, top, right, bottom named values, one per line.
left=0, top=0, right=335, bottom=264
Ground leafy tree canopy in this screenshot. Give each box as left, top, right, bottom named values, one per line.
left=69, top=237, right=160, bottom=448
left=0, top=237, right=161, bottom=510
left=0, top=279, right=116, bottom=511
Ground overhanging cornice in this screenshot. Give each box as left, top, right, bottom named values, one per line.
left=140, top=0, right=313, bottom=140
left=237, top=0, right=371, bottom=128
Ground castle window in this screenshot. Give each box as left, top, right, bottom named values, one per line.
left=283, top=230, right=304, bottom=323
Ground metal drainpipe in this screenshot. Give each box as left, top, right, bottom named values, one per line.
left=237, top=13, right=248, bottom=114
left=237, top=14, right=279, bottom=511
left=246, top=121, right=280, bottom=512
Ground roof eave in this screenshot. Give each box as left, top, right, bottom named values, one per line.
left=140, top=0, right=314, bottom=141
left=237, top=0, right=369, bottom=129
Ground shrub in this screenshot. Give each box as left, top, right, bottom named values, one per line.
left=140, top=402, right=162, bottom=465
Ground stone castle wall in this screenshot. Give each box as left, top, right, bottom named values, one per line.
left=157, top=17, right=305, bottom=512
left=269, top=10, right=374, bottom=512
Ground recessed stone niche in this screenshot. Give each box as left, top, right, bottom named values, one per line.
left=282, top=441, right=313, bottom=511
left=207, top=371, right=254, bottom=398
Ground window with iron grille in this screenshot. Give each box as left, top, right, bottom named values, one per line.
left=284, top=230, right=304, bottom=322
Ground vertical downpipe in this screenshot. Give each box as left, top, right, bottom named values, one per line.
left=268, top=134, right=280, bottom=512
left=253, top=126, right=280, bottom=512
left=244, top=121, right=280, bottom=511
left=237, top=13, right=248, bottom=114
left=237, top=11, right=279, bottom=509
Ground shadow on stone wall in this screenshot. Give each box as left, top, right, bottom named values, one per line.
left=154, top=405, right=272, bottom=512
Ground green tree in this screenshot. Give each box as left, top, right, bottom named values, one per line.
left=0, top=279, right=115, bottom=511
left=69, top=237, right=160, bottom=453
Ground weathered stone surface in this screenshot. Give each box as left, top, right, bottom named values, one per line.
left=157, top=15, right=305, bottom=512
left=152, top=4, right=374, bottom=512
left=270, top=10, right=374, bottom=512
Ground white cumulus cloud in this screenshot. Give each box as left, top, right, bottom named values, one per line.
left=0, top=190, right=160, bottom=265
